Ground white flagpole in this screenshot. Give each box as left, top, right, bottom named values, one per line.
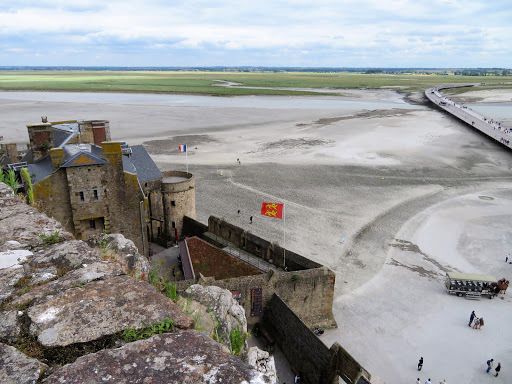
left=186, top=148, right=188, bottom=174
left=283, top=203, right=286, bottom=268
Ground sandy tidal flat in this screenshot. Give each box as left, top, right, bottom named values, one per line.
left=1, top=90, right=512, bottom=384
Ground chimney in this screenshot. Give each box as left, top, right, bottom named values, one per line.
left=101, top=142, right=123, bottom=167
left=26, top=123, right=53, bottom=162
left=50, top=148, right=65, bottom=170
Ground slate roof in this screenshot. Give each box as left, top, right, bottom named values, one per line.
left=27, top=156, right=53, bottom=184
left=60, top=152, right=108, bottom=168
left=129, top=145, right=163, bottom=182
left=28, top=143, right=162, bottom=185
left=52, top=122, right=79, bottom=148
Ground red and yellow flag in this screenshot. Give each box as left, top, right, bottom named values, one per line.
left=260, top=202, right=284, bottom=219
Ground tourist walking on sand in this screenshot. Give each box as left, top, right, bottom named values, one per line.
left=249, top=216, right=253, bottom=224
left=417, top=357, right=423, bottom=371
left=473, top=317, right=480, bottom=329
left=469, top=310, right=476, bottom=327
left=495, top=362, right=501, bottom=377
left=439, top=380, right=447, bottom=384
left=416, top=378, right=421, bottom=384
left=487, top=358, right=494, bottom=373
left=425, top=378, right=431, bottom=384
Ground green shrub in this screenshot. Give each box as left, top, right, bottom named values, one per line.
left=38, top=231, right=62, bottom=246
left=229, top=326, right=250, bottom=355
left=121, top=318, right=175, bottom=342
left=21, top=168, right=34, bottom=204
left=164, top=283, right=179, bottom=302
left=291, top=274, right=301, bottom=282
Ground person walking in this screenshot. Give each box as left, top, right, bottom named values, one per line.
left=506, top=253, right=509, bottom=262
left=495, top=362, right=501, bottom=377
left=416, top=379, right=421, bottom=384
left=425, top=379, right=431, bottom=384
left=469, top=311, right=476, bottom=327
left=418, top=357, right=423, bottom=371
left=473, top=317, right=480, bottom=329
left=478, top=317, right=484, bottom=329
left=249, top=216, right=253, bottom=224
left=487, top=358, right=494, bottom=373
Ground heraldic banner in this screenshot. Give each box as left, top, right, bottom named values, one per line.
left=260, top=202, right=284, bottom=219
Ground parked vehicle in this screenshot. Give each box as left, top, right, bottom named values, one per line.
left=445, top=272, right=497, bottom=299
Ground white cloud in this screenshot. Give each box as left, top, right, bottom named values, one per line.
left=0, top=0, right=511, bottom=67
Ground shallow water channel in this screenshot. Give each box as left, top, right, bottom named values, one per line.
left=0, top=90, right=419, bottom=111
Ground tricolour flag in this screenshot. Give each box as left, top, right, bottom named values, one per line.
left=260, top=202, right=284, bottom=219
left=178, top=145, right=187, bottom=152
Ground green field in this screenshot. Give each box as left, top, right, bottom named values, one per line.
left=0, top=70, right=511, bottom=96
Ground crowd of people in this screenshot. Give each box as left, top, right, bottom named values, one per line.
left=433, top=90, right=511, bottom=145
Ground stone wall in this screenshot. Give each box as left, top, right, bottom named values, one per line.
left=195, top=265, right=336, bottom=329
left=208, top=216, right=322, bottom=270
left=263, top=294, right=371, bottom=384
left=183, top=215, right=208, bottom=237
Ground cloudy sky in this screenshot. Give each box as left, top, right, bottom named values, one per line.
left=1, top=0, right=511, bottom=68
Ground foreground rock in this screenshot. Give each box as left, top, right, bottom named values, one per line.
left=248, top=347, right=278, bottom=383
left=27, top=275, right=194, bottom=347
left=29, top=240, right=101, bottom=272
left=88, top=233, right=149, bottom=278
left=0, top=196, right=72, bottom=248
left=0, top=343, right=48, bottom=384
left=184, top=284, right=248, bottom=346
left=10, top=261, right=124, bottom=308
left=45, top=331, right=272, bottom=384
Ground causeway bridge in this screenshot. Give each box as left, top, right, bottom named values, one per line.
left=425, top=85, right=512, bottom=149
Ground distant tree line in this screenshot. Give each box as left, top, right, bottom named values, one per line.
left=453, top=69, right=511, bottom=76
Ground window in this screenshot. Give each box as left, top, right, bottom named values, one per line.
left=171, top=200, right=176, bottom=207
left=79, top=191, right=85, bottom=201
left=89, top=220, right=96, bottom=230
left=93, top=189, right=99, bottom=200
left=172, top=221, right=176, bottom=228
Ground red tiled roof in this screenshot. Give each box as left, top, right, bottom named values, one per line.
left=186, top=237, right=261, bottom=280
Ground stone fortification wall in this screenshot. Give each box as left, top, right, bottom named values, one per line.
left=208, top=216, right=322, bottom=270
left=182, top=215, right=208, bottom=237
left=263, top=294, right=371, bottom=384
left=180, top=216, right=336, bottom=328
left=196, top=265, right=336, bottom=329
left=0, top=182, right=272, bottom=384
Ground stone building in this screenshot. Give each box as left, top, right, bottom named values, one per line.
left=15, top=118, right=195, bottom=256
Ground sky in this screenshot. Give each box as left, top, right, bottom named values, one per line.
left=1, top=0, right=511, bottom=68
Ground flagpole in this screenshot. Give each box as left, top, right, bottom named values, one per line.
left=283, top=203, right=286, bottom=268
left=186, top=149, right=188, bottom=174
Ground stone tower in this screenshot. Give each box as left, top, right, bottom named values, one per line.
left=161, top=171, right=196, bottom=241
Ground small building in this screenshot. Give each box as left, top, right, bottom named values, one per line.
left=12, top=118, right=196, bottom=257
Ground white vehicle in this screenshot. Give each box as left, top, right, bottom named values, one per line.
left=445, top=272, right=497, bottom=299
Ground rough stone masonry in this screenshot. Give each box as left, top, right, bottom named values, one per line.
left=0, top=182, right=274, bottom=383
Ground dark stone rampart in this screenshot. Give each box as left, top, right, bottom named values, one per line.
left=263, top=294, right=371, bottom=384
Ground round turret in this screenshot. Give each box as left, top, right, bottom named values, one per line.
left=161, top=171, right=195, bottom=240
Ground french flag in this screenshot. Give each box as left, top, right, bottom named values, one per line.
left=178, top=145, right=187, bottom=152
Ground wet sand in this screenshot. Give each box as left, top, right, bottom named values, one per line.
left=1, top=90, right=512, bottom=383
